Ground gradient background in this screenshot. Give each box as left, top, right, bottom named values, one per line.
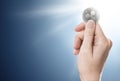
left=1, top=0, right=120, bottom=81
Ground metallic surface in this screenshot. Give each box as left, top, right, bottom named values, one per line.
left=82, top=8, right=99, bottom=22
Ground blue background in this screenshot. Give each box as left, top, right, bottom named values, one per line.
left=1, top=0, right=79, bottom=81
left=1, top=0, right=120, bottom=81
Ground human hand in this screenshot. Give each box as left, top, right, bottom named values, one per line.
left=73, top=20, right=112, bottom=81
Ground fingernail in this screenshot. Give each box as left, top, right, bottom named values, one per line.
left=87, top=20, right=95, bottom=28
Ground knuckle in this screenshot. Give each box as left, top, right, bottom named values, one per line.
left=108, top=39, right=113, bottom=49
left=75, top=32, right=83, bottom=39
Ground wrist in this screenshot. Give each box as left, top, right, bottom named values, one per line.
left=80, top=73, right=101, bottom=81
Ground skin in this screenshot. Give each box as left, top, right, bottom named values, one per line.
left=73, top=20, right=112, bottom=81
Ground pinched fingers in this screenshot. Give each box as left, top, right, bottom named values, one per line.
left=74, top=31, right=84, bottom=55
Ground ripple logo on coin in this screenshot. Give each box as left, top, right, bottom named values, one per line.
left=82, top=8, right=99, bottom=23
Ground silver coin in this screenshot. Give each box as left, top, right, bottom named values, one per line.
left=82, top=7, right=99, bottom=22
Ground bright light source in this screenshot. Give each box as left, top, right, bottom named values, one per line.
left=81, top=0, right=120, bottom=37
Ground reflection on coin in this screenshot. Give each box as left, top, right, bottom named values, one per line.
left=82, top=7, right=99, bottom=22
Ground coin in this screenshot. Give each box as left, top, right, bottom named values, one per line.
left=82, top=8, right=99, bottom=22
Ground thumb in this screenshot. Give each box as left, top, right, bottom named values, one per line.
left=82, top=20, right=96, bottom=52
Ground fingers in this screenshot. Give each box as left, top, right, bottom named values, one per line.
left=74, top=31, right=84, bottom=55
left=74, top=37, right=81, bottom=49
left=74, top=49, right=80, bottom=55
left=81, top=20, right=96, bottom=53
left=75, top=22, right=85, bottom=32
left=74, top=22, right=85, bottom=55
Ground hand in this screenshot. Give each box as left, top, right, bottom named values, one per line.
left=73, top=20, right=112, bottom=81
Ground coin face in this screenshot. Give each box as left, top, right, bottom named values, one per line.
left=82, top=8, right=99, bottom=22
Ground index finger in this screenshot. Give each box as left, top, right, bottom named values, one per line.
left=75, top=22, right=86, bottom=32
